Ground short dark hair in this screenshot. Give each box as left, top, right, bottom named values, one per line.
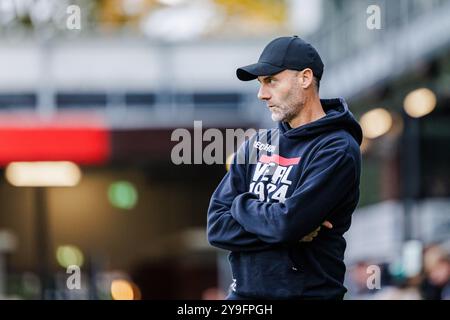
left=313, top=76, right=320, bottom=92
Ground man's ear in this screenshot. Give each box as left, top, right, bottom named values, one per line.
left=299, top=68, right=314, bottom=89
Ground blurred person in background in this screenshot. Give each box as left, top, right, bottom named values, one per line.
left=207, top=36, right=362, bottom=300
left=420, top=244, right=450, bottom=300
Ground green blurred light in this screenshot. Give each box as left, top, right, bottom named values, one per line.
left=56, top=245, right=84, bottom=268
left=108, top=181, right=138, bottom=210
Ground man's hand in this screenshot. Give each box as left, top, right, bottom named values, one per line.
left=300, top=221, right=333, bottom=242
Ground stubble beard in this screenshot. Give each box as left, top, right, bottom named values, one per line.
left=270, top=97, right=304, bottom=123
left=271, top=78, right=305, bottom=123
left=271, top=106, right=296, bottom=122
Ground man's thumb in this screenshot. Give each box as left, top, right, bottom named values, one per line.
left=322, top=221, right=333, bottom=229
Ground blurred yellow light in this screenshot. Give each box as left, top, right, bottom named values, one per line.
left=360, top=108, right=393, bottom=139
left=56, top=245, right=84, bottom=268
left=5, top=161, right=81, bottom=187
left=111, top=280, right=136, bottom=300
left=403, top=88, right=436, bottom=118
left=132, top=282, right=142, bottom=300
left=225, top=153, right=235, bottom=172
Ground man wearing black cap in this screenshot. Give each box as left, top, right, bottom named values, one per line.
left=207, top=36, right=362, bottom=300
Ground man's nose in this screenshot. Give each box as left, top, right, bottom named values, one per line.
left=257, top=86, right=270, bottom=101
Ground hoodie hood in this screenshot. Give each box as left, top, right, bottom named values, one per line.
left=279, top=98, right=363, bottom=146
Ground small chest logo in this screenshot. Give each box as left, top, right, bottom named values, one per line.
left=253, top=141, right=276, bottom=153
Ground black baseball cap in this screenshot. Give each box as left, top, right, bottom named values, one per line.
left=236, top=36, right=324, bottom=81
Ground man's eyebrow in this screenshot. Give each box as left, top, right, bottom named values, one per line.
left=258, top=76, right=271, bottom=83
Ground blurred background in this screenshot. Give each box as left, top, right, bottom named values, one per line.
left=0, top=0, right=449, bottom=300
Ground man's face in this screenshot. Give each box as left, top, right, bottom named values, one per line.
left=257, top=69, right=305, bottom=123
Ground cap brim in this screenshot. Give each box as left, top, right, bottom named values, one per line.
left=236, top=62, right=285, bottom=81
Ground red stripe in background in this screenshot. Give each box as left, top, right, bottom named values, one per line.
left=0, top=128, right=110, bottom=166
left=0, top=113, right=110, bottom=166
left=259, top=154, right=300, bottom=166
left=0, top=112, right=111, bottom=166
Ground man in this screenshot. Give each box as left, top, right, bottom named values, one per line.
left=207, top=36, right=362, bottom=300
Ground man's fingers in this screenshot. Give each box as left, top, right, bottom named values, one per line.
left=322, top=221, right=333, bottom=229
left=301, top=231, right=319, bottom=242
left=301, top=223, right=330, bottom=242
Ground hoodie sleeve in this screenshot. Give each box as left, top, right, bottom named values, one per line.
left=207, top=141, right=272, bottom=252
left=230, top=140, right=357, bottom=243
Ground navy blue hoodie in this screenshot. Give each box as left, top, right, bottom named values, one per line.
left=207, top=98, right=362, bottom=299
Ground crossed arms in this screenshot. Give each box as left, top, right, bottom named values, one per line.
left=207, top=139, right=357, bottom=252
